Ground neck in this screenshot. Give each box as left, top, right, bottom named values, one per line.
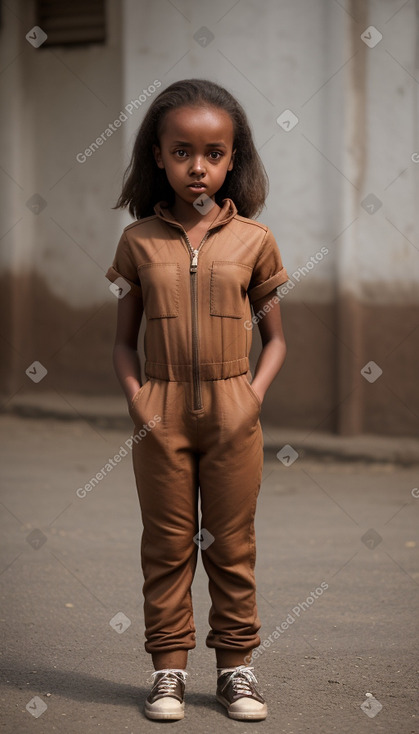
left=170, top=196, right=221, bottom=230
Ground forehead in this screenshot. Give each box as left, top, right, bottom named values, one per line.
left=159, top=106, right=234, bottom=142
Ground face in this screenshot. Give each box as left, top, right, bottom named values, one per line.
left=152, top=106, right=235, bottom=206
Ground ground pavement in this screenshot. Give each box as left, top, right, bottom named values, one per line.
left=0, top=398, right=418, bottom=733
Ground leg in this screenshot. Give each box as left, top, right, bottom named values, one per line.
left=198, top=375, right=264, bottom=668
left=130, top=379, right=199, bottom=669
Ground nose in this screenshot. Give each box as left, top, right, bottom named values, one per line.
left=189, top=155, right=206, bottom=176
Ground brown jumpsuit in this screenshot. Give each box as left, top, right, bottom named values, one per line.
left=106, top=198, right=288, bottom=670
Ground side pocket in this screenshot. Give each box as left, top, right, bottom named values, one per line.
left=129, top=381, right=150, bottom=419
left=241, top=373, right=262, bottom=411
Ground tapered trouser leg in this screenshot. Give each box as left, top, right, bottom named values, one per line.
left=130, top=379, right=199, bottom=668
left=198, top=375, right=264, bottom=667
left=129, top=375, right=264, bottom=669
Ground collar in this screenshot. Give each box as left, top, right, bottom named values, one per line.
left=153, top=198, right=237, bottom=230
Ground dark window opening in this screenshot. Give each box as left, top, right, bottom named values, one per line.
left=35, top=0, right=106, bottom=47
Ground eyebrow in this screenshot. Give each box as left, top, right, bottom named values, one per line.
left=171, top=141, right=228, bottom=148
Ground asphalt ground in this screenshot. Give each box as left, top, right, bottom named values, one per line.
left=0, top=410, right=418, bottom=733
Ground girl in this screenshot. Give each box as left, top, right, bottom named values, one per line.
left=106, top=78, right=288, bottom=722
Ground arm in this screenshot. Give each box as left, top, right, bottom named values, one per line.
left=112, top=291, right=144, bottom=404
left=248, top=289, right=287, bottom=405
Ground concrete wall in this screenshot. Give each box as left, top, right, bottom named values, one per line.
left=0, top=0, right=127, bottom=392
left=0, top=0, right=418, bottom=435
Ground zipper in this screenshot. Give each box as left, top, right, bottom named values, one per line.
left=183, top=230, right=210, bottom=410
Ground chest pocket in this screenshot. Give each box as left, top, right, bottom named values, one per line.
left=138, top=262, right=180, bottom=319
left=210, top=261, right=253, bottom=318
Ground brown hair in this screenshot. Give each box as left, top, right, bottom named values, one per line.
left=113, top=78, right=269, bottom=219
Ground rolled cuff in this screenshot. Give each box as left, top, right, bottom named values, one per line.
left=248, top=267, right=289, bottom=304
left=105, top=265, right=143, bottom=298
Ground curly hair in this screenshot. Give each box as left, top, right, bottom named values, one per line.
left=113, top=78, right=269, bottom=219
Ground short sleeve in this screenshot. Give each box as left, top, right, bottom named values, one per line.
left=105, top=230, right=143, bottom=299
left=248, top=227, right=288, bottom=304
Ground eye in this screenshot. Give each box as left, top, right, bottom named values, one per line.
left=208, top=151, right=222, bottom=160
left=174, top=149, right=188, bottom=158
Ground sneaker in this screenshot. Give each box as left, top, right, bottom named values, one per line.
left=144, top=668, right=188, bottom=720
left=216, top=665, right=267, bottom=720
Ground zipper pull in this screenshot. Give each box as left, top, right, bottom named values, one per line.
left=190, top=249, right=199, bottom=273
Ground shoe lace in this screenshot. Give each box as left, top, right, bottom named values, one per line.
left=147, top=668, right=188, bottom=694
left=223, top=665, right=258, bottom=696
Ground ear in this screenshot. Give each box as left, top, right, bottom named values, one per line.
left=227, top=148, right=236, bottom=171
left=152, top=144, right=165, bottom=169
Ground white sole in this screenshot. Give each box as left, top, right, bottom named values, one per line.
left=144, top=701, right=185, bottom=720
left=216, top=693, right=267, bottom=720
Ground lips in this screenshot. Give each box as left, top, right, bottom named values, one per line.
left=188, top=183, right=207, bottom=190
